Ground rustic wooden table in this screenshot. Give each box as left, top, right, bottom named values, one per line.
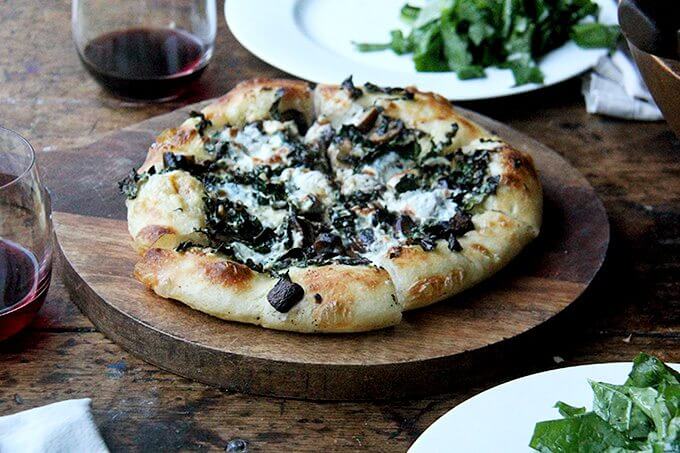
left=1, top=2, right=678, bottom=451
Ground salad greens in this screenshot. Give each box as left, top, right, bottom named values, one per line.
left=355, top=0, right=621, bottom=86
left=530, top=353, right=680, bottom=452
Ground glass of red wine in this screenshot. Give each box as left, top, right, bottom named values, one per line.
left=0, top=128, right=53, bottom=341
left=72, top=0, right=217, bottom=101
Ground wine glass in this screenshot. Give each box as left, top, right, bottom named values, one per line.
left=72, top=0, right=217, bottom=101
left=0, top=128, right=53, bottom=341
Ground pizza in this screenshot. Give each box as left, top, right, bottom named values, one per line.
left=119, top=78, right=542, bottom=333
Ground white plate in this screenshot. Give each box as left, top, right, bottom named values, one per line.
left=409, top=362, right=680, bottom=453
left=225, top=0, right=618, bottom=101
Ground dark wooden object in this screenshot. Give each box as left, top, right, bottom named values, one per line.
left=619, top=0, right=680, bottom=138
left=47, top=104, right=608, bottom=400
left=628, top=44, right=680, bottom=138
left=0, top=1, right=677, bottom=450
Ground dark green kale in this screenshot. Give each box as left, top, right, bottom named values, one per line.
left=462, top=174, right=500, bottom=211
left=203, top=197, right=275, bottom=253
left=118, top=166, right=155, bottom=199
left=333, top=114, right=421, bottom=167
left=341, top=76, right=363, bottom=99
left=394, top=174, right=420, bottom=193
left=163, top=152, right=203, bottom=174
left=189, top=110, right=212, bottom=136
left=219, top=166, right=288, bottom=207
left=330, top=205, right=356, bottom=235
left=344, top=190, right=379, bottom=206
left=269, top=88, right=309, bottom=134
left=363, top=82, right=414, bottom=100
left=175, top=241, right=202, bottom=253
left=285, top=137, right=329, bottom=172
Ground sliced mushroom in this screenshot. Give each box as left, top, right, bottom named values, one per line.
left=369, top=116, right=404, bottom=145
left=354, top=107, right=380, bottom=132
left=267, top=276, right=304, bottom=313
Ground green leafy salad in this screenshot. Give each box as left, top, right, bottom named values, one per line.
left=530, top=353, right=680, bottom=452
left=355, top=0, right=621, bottom=86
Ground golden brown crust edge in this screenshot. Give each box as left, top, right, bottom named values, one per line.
left=486, top=144, right=543, bottom=234
left=134, top=248, right=402, bottom=333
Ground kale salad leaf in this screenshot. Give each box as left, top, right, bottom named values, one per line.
left=355, top=0, right=621, bottom=86
left=530, top=353, right=680, bottom=452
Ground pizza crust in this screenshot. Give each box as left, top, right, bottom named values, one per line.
left=134, top=248, right=401, bottom=333
left=126, top=170, right=207, bottom=253
left=125, top=78, right=543, bottom=333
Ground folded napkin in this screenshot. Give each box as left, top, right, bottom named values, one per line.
left=582, top=49, right=664, bottom=121
left=0, top=399, right=109, bottom=453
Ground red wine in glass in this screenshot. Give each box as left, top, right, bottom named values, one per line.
left=78, top=27, right=209, bottom=101
left=0, top=239, right=52, bottom=341
left=0, top=128, right=54, bottom=342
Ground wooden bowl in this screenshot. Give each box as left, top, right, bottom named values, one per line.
left=627, top=43, right=680, bottom=137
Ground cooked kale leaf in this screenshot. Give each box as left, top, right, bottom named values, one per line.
left=189, top=110, right=212, bottom=136
left=118, top=167, right=154, bottom=199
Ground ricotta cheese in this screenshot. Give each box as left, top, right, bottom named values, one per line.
left=337, top=169, right=381, bottom=196
left=383, top=188, right=459, bottom=223
left=280, top=167, right=335, bottom=212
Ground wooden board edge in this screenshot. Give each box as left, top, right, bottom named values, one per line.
left=55, top=222, right=598, bottom=400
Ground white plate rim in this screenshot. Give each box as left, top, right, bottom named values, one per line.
left=225, top=0, right=618, bottom=101
left=408, top=361, right=680, bottom=453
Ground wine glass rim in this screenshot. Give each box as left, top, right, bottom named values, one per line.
left=0, top=126, right=36, bottom=191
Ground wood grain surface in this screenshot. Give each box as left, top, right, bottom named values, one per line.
left=48, top=104, right=608, bottom=399
left=0, top=1, right=678, bottom=451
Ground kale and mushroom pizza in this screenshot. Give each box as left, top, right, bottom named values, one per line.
left=120, top=78, right=542, bottom=333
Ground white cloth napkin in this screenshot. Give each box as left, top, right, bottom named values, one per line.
left=582, top=49, right=664, bottom=121
left=0, top=399, right=109, bottom=453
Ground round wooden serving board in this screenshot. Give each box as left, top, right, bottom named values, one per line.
left=42, top=101, right=609, bottom=400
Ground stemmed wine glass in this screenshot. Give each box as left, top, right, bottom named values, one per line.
left=72, top=0, right=217, bottom=101
left=0, top=128, right=53, bottom=341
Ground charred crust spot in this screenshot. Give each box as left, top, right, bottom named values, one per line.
left=203, top=260, right=253, bottom=289
left=267, top=275, right=304, bottom=313
left=134, top=248, right=176, bottom=287
left=313, top=293, right=323, bottom=303
left=470, top=243, right=494, bottom=259
left=305, top=266, right=387, bottom=293
left=500, top=172, right=524, bottom=190
left=500, top=147, right=538, bottom=184
left=390, top=246, right=426, bottom=266
left=141, top=247, right=175, bottom=266
left=137, top=225, right=176, bottom=246
left=407, top=271, right=463, bottom=304
left=353, top=266, right=390, bottom=289
left=176, top=128, right=198, bottom=146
